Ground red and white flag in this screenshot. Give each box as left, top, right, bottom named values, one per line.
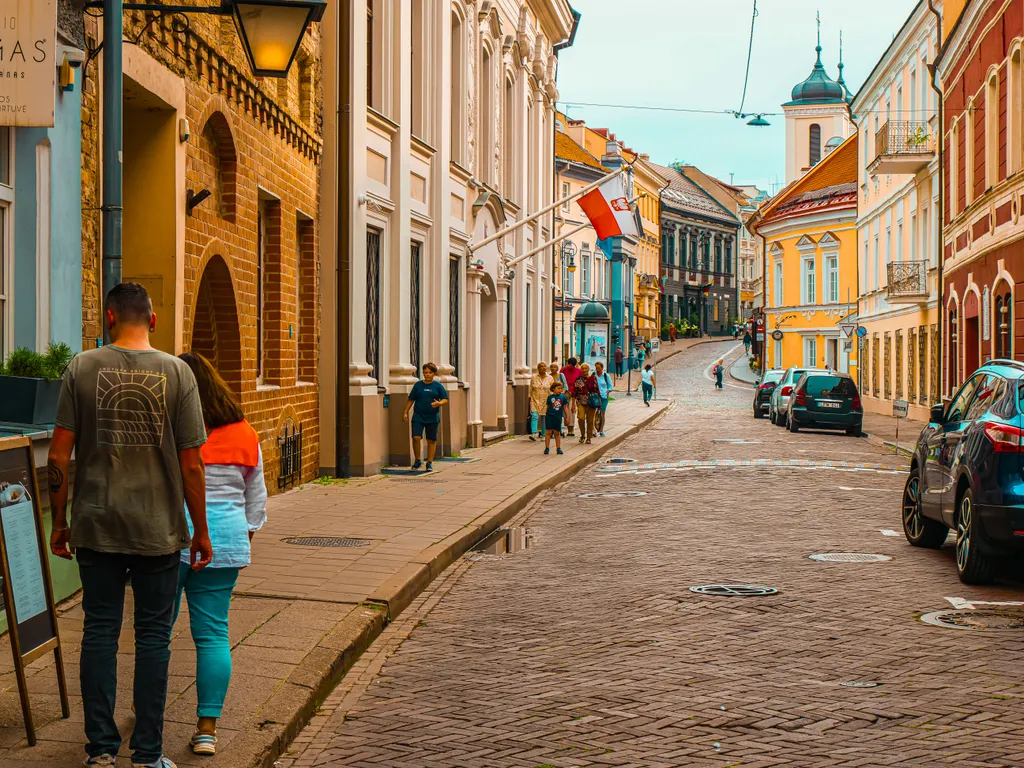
left=577, top=176, right=638, bottom=240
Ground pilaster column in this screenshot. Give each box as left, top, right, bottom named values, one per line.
left=465, top=267, right=483, bottom=444
left=497, top=277, right=511, bottom=425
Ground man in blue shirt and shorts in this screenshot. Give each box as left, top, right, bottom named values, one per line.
left=403, top=362, right=449, bottom=471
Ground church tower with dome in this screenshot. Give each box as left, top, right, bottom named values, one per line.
left=783, top=22, right=855, bottom=183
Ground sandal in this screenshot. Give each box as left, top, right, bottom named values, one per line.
left=190, top=732, right=217, bottom=756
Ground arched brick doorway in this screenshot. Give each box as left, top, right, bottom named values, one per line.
left=191, top=255, right=243, bottom=394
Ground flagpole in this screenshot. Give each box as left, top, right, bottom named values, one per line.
left=506, top=222, right=590, bottom=269
left=468, top=166, right=625, bottom=254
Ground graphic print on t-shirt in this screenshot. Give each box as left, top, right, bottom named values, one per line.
left=96, top=369, right=167, bottom=446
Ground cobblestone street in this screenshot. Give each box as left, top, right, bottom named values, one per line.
left=284, top=342, right=1024, bottom=768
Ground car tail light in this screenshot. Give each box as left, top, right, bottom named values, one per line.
left=852, top=394, right=862, bottom=410
left=781, top=386, right=792, bottom=396
left=758, top=382, right=774, bottom=390
left=795, top=389, right=806, bottom=406
left=983, top=422, right=1024, bottom=452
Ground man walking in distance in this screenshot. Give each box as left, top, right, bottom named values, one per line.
left=403, top=362, right=449, bottom=472
left=47, top=283, right=212, bottom=768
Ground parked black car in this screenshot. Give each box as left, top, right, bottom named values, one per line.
left=753, top=369, right=784, bottom=419
left=902, top=359, right=1024, bottom=584
left=784, top=372, right=863, bottom=436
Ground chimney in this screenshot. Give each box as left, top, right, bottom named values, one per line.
left=602, top=140, right=623, bottom=170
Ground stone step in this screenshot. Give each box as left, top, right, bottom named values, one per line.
left=483, top=430, right=509, bottom=447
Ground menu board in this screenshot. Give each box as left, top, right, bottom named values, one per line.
left=0, top=444, right=55, bottom=653
left=0, top=436, right=68, bottom=745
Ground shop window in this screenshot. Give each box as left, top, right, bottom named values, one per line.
left=410, top=242, right=422, bottom=374
left=995, top=290, right=1013, bottom=359
left=449, top=255, right=460, bottom=377
left=366, top=229, right=382, bottom=384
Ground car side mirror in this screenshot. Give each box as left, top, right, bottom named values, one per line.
left=929, top=403, right=945, bottom=425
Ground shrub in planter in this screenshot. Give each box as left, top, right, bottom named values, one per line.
left=0, top=343, right=75, bottom=425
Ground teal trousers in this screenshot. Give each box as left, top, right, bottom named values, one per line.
left=174, top=563, right=239, bottom=718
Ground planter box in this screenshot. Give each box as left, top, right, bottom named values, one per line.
left=0, top=376, right=61, bottom=425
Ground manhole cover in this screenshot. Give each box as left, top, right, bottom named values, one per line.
left=920, top=610, right=1024, bottom=631
left=284, top=537, right=372, bottom=548
left=712, top=439, right=762, bottom=444
left=809, top=553, right=892, bottom=563
left=578, top=491, right=648, bottom=498
left=605, top=457, right=637, bottom=464
left=839, top=681, right=881, bottom=688
left=689, top=584, right=778, bottom=597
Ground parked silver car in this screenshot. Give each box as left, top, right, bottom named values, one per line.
left=769, top=366, right=831, bottom=427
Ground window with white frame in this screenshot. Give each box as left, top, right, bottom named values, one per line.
left=987, top=72, right=999, bottom=188
left=1011, top=48, right=1022, bottom=175
left=774, top=259, right=783, bottom=305
left=774, top=338, right=783, bottom=368
left=824, top=253, right=839, bottom=304
left=897, top=221, right=903, bottom=261
left=801, top=254, right=816, bottom=305
left=873, top=234, right=879, bottom=290
left=36, top=138, right=50, bottom=352
left=582, top=249, right=591, bottom=297
left=562, top=182, right=570, bottom=211
left=804, top=336, right=818, bottom=367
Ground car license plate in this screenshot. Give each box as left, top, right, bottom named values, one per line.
left=819, top=402, right=841, bottom=409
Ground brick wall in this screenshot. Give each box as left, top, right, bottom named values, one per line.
left=81, top=10, right=323, bottom=491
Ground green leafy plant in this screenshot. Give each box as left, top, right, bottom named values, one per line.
left=0, top=342, right=76, bottom=381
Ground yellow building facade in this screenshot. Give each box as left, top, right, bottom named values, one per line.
left=749, top=135, right=859, bottom=375
left=631, top=157, right=668, bottom=340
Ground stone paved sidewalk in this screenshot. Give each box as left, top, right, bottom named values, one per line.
left=0, top=389, right=671, bottom=768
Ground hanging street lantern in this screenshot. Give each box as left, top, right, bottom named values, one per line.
left=232, top=0, right=327, bottom=78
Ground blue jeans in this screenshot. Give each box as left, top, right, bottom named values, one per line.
left=77, top=548, right=180, bottom=764
left=642, top=382, right=653, bottom=403
left=174, top=564, right=240, bottom=718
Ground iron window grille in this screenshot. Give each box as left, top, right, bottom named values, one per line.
left=449, top=256, right=460, bottom=377
left=366, top=230, right=381, bottom=384
left=411, top=243, right=421, bottom=374
left=885, top=260, right=928, bottom=299
left=278, top=423, right=303, bottom=490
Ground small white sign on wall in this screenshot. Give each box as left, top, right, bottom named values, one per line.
left=0, top=0, right=57, bottom=127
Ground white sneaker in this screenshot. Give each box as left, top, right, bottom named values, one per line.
left=84, top=757, right=117, bottom=767
left=132, top=757, right=176, bottom=768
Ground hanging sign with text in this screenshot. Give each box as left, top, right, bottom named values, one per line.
left=0, top=0, right=57, bottom=127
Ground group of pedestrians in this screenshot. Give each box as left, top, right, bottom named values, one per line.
left=47, top=283, right=267, bottom=768
left=529, top=357, right=614, bottom=455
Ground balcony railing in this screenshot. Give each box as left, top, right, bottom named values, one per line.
left=886, top=260, right=929, bottom=303
left=871, top=121, right=935, bottom=175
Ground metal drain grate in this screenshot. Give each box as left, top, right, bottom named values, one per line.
left=689, top=584, right=778, bottom=597
left=712, top=439, right=762, bottom=444
left=920, top=610, right=1024, bottom=631
left=578, top=491, right=648, bottom=499
left=605, top=457, right=637, bottom=464
left=284, top=537, right=372, bottom=548
left=809, top=553, right=892, bottom=563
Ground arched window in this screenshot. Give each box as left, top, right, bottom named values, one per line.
left=809, top=123, right=822, bottom=166
left=995, top=289, right=1013, bottom=359
left=199, top=112, right=237, bottom=222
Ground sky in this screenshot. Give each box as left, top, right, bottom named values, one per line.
left=556, top=0, right=923, bottom=193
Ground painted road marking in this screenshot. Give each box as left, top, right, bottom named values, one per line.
left=879, top=529, right=901, bottom=537
left=838, top=486, right=895, bottom=492
left=595, top=459, right=908, bottom=476
left=945, top=597, right=1024, bottom=610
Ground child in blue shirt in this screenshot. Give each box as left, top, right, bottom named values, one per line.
left=543, top=382, right=569, bottom=455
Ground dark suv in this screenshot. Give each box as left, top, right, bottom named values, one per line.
left=785, top=372, right=863, bottom=436
left=902, top=360, right=1024, bottom=584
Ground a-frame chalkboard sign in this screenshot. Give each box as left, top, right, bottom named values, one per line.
left=0, top=436, right=69, bottom=745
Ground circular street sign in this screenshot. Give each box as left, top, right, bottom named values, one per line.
left=856, top=326, right=868, bottom=338
left=771, top=330, right=784, bottom=341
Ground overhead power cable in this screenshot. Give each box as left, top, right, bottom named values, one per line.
left=560, top=101, right=780, bottom=117
left=737, top=0, right=759, bottom=116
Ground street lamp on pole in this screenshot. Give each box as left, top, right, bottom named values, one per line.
left=92, top=0, right=325, bottom=342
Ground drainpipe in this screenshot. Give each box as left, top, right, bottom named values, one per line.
left=101, top=0, right=124, bottom=344
left=760, top=232, right=768, bottom=366
left=552, top=9, right=581, bottom=364
left=927, top=0, right=944, bottom=401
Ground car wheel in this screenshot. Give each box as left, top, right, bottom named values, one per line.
left=754, top=407, right=763, bottom=419
left=778, top=412, right=788, bottom=428
left=846, top=426, right=862, bottom=437
left=769, top=409, right=776, bottom=425
left=788, top=416, right=799, bottom=432
left=955, top=487, right=997, bottom=584
left=901, top=467, right=947, bottom=548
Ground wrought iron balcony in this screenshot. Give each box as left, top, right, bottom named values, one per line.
left=870, top=121, right=935, bottom=175
left=886, top=260, right=929, bottom=303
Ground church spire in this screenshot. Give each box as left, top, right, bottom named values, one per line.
left=815, top=10, right=822, bottom=65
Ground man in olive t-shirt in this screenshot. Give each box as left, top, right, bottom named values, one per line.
left=47, top=283, right=212, bottom=768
